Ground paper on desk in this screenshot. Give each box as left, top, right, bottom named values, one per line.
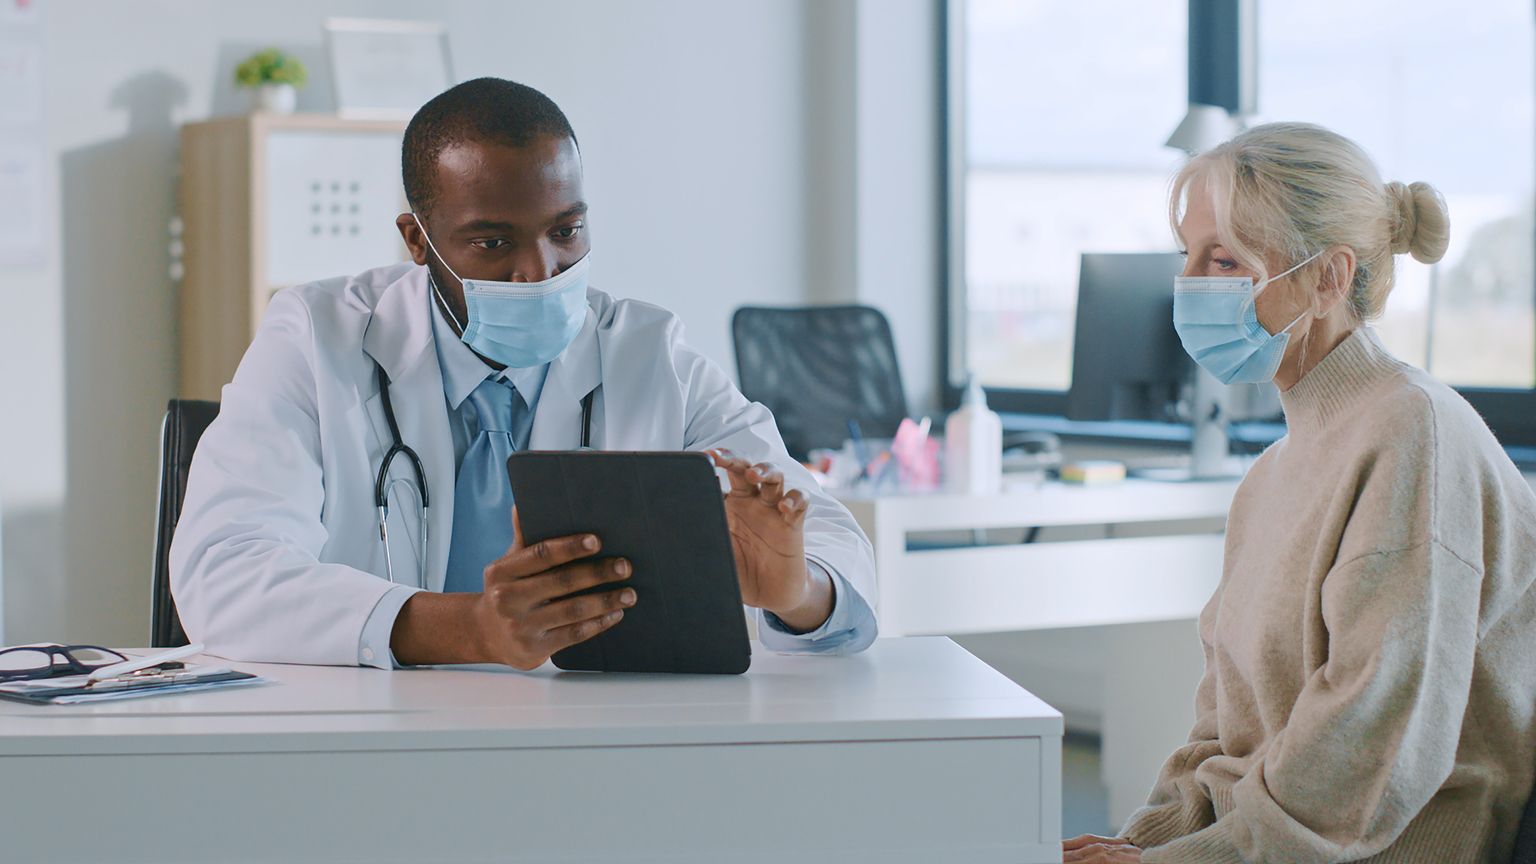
left=0, top=662, right=266, bottom=705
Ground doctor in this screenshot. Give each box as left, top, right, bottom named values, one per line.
left=169, top=78, right=878, bottom=669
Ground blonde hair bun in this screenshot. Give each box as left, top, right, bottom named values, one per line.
left=1386, top=180, right=1450, bottom=264
left=1171, top=123, right=1453, bottom=321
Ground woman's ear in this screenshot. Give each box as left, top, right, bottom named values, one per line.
left=1315, top=246, right=1358, bottom=317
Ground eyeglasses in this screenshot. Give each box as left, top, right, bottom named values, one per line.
left=0, top=645, right=129, bottom=682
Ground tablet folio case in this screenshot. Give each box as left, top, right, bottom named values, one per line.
left=506, top=451, right=752, bottom=674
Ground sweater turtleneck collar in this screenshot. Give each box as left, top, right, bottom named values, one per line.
left=1277, top=326, right=1409, bottom=434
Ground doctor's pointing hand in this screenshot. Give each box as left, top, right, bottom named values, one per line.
left=168, top=78, right=875, bottom=670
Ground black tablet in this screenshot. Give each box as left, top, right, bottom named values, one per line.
left=505, top=451, right=751, bottom=675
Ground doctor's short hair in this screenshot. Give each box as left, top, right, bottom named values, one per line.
left=1169, top=122, right=1450, bottom=321
left=402, top=77, right=578, bottom=218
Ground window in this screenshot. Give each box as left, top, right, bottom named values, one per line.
left=960, top=0, right=1187, bottom=396
left=949, top=0, right=1536, bottom=439
left=1260, top=0, right=1534, bottom=389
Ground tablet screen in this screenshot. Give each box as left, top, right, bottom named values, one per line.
left=506, top=451, right=751, bottom=674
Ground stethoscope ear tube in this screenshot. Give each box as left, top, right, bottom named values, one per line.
left=375, top=363, right=431, bottom=511
left=580, top=388, right=596, bottom=449
left=375, top=362, right=433, bottom=589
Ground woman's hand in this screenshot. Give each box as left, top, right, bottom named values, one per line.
left=706, top=449, right=833, bottom=632
left=1064, top=835, right=1141, bottom=863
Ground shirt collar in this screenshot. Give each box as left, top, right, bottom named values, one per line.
left=428, top=287, right=550, bottom=412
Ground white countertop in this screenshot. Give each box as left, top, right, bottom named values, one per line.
left=0, top=636, right=1061, bottom=756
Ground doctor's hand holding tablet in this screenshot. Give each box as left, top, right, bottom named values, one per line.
left=390, top=448, right=834, bottom=671
left=168, top=78, right=876, bottom=672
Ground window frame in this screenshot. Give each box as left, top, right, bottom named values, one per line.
left=941, top=0, right=1536, bottom=449
left=942, top=0, right=1074, bottom=418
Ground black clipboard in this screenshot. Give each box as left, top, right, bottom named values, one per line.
left=505, top=451, right=751, bottom=675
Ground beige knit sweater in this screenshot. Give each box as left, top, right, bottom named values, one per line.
left=1124, top=327, right=1536, bottom=863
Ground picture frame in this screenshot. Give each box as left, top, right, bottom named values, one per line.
left=323, top=18, right=454, bottom=120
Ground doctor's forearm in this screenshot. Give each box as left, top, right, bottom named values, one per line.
left=390, top=591, right=489, bottom=665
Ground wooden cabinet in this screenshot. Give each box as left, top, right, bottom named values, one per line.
left=176, top=113, right=409, bottom=400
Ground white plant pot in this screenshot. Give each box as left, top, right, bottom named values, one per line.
left=251, top=83, right=297, bottom=114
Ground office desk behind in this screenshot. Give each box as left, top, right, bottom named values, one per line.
left=0, top=637, right=1061, bottom=864
left=840, top=478, right=1239, bottom=636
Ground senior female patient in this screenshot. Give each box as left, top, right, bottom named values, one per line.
left=1066, top=122, right=1536, bottom=863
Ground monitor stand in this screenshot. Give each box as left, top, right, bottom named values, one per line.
left=1176, top=366, right=1241, bottom=480
left=1133, top=369, right=1246, bottom=483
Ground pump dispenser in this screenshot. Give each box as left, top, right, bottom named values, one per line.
left=946, top=374, right=1002, bottom=495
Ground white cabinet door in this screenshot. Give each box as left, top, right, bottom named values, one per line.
left=265, top=130, right=407, bottom=288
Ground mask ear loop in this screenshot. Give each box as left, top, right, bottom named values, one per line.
left=412, top=213, right=470, bottom=334
left=1237, top=272, right=1277, bottom=336
left=1294, top=255, right=1339, bottom=380
left=410, top=213, right=466, bottom=285
left=426, top=272, right=467, bottom=333
left=1241, top=250, right=1324, bottom=340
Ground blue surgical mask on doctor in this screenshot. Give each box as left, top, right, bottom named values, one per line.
left=411, top=212, right=590, bottom=369
left=1172, top=250, right=1323, bottom=385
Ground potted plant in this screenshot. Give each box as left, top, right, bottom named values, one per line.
left=234, top=48, right=308, bottom=114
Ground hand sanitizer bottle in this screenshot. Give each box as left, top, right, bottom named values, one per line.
left=946, top=374, right=1002, bottom=495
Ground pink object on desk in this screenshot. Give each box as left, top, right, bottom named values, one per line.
left=891, top=417, right=941, bottom=491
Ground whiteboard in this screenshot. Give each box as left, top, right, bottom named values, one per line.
left=265, top=130, right=408, bottom=287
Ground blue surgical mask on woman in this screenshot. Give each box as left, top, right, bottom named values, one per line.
left=1172, top=251, right=1323, bottom=385
left=412, top=213, right=590, bottom=368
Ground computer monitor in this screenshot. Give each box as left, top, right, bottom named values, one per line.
left=1066, top=252, right=1191, bottom=423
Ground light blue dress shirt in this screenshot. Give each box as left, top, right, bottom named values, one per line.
left=357, top=293, right=875, bottom=668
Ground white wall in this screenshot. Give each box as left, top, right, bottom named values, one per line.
left=0, top=0, right=948, bottom=644
left=806, top=0, right=945, bottom=417
left=853, top=0, right=944, bottom=417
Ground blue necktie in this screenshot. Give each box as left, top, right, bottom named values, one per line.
left=443, top=378, right=533, bottom=593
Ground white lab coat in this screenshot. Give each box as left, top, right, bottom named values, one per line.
left=169, top=262, right=877, bottom=666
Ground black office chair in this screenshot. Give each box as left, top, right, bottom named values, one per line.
left=731, top=305, right=908, bottom=462
left=150, top=399, right=220, bottom=648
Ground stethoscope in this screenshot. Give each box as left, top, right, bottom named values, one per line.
left=373, top=361, right=596, bottom=588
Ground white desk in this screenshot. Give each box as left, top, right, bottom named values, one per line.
left=0, top=637, right=1062, bottom=864
left=839, top=478, right=1240, bottom=636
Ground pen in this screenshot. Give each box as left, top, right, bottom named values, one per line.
left=848, top=419, right=871, bottom=478
left=87, top=642, right=206, bottom=681
left=87, top=669, right=203, bottom=690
